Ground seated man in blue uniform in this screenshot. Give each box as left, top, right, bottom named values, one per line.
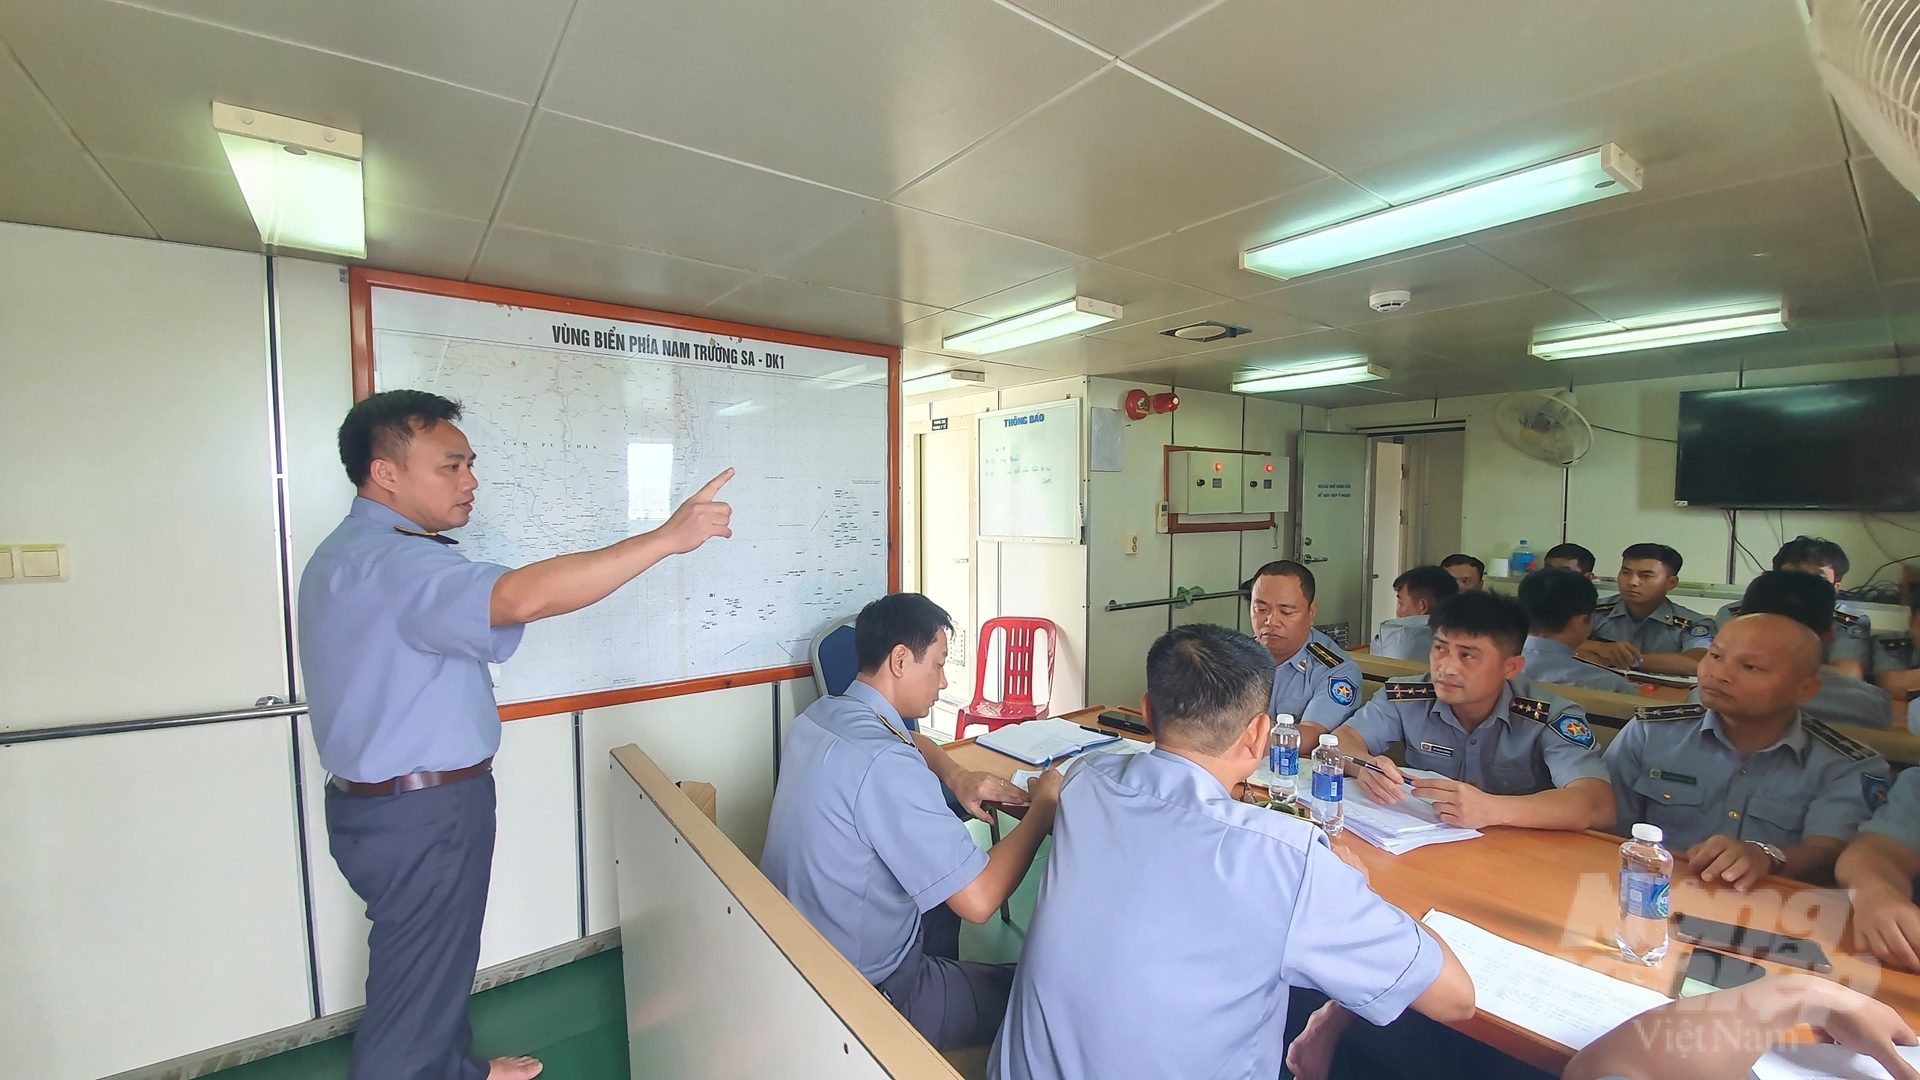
left=1873, top=596, right=1920, bottom=732
left=1604, top=613, right=1889, bottom=892
left=1838, top=768, right=1920, bottom=973
left=987, top=624, right=1473, bottom=1080
left=1517, top=567, right=1637, bottom=694
left=1579, top=542, right=1716, bottom=676
left=1544, top=541, right=1598, bottom=579
left=761, top=593, right=1061, bottom=1050
left=1715, top=537, right=1871, bottom=680
left=1689, top=570, right=1891, bottom=730
left=1245, top=560, right=1362, bottom=735
left=1369, top=564, right=1460, bottom=661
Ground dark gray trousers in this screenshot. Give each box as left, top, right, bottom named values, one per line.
left=326, top=772, right=496, bottom=1080
left=876, top=928, right=1015, bottom=1051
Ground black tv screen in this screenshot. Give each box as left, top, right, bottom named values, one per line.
left=1674, top=375, right=1920, bottom=511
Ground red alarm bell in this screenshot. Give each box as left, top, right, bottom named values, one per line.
left=1123, top=388, right=1151, bottom=420
left=1151, top=392, right=1180, bottom=414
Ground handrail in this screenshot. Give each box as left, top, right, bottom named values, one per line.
left=0, top=700, right=308, bottom=746
left=1105, top=587, right=1244, bottom=612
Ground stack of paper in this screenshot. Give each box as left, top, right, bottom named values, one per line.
left=1339, top=770, right=1481, bottom=854
left=1010, top=738, right=1150, bottom=790
left=1753, top=1044, right=1920, bottom=1080
left=977, top=718, right=1121, bottom=767
left=1422, top=910, right=1670, bottom=1051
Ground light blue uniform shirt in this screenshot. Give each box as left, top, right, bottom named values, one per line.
left=1370, top=614, right=1432, bottom=661
left=1861, top=769, right=1920, bottom=851
left=297, top=497, right=524, bottom=783
left=1717, top=601, right=1872, bottom=669
left=1521, top=636, right=1636, bottom=695
left=760, top=680, right=987, bottom=983
left=1338, top=676, right=1606, bottom=794
left=988, top=750, right=1441, bottom=1080
left=1591, top=594, right=1716, bottom=655
left=1270, top=629, right=1363, bottom=727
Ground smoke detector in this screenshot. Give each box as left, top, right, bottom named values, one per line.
left=1368, top=289, right=1412, bottom=313
left=1161, top=320, right=1251, bottom=343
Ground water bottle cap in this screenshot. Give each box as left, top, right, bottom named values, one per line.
left=1319, top=733, right=1339, bottom=746
left=1274, top=714, right=1296, bottom=725
left=1631, top=823, right=1663, bottom=843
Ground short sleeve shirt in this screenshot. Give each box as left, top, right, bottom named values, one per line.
left=1521, top=636, right=1637, bottom=695
left=1860, top=768, right=1920, bottom=852
left=1336, top=676, right=1606, bottom=795
left=1270, top=629, right=1364, bottom=727
left=296, top=497, right=524, bottom=782
left=1718, top=601, right=1872, bottom=669
left=759, top=680, right=987, bottom=983
left=1370, top=615, right=1433, bottom=662
left=987, top=749, right=1441, bottom=1080
left=1602, top=703, right=1889, bottom=850
left=1591, top=595, right=1716, bottom=655
left=1874, top=631, right=1916, bottom=678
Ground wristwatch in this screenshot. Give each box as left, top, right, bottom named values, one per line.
left=1745, top=840, right=1786, bottom=869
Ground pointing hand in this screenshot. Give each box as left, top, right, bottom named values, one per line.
left=659, top=468, right=734, bottom=554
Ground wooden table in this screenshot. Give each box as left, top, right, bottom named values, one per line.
left=948, top=706, right=1920, bottom=1075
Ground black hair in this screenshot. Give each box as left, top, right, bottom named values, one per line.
left=1441, top=553, right=1486, bottom=575
left=338, top=389, right=464, bottom=487
left=1738, top=569, right=1835, bottom=637
left=1244, top=560, right=1316, bottom=602
left=1429, top=590, right=1530, bottom=657
left=1393, top=565, right=1460, bottom=606
left=854, top=593, right=955, bottom=673
left=1517, top=567, right=1600, bottom=634
left=1621, top=543, right=1683, bottom=576
left=1144, top=624, right=1274, bottom=754
left=1773, top=535, right=1850, bottom=580
left=1543, top=542, right=1597, bottom=574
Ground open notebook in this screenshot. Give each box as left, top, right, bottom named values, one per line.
left=976, top=718, right=1121, bottom=766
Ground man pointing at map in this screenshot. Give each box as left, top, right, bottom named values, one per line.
left=299, top=389, right=734, bottom=1080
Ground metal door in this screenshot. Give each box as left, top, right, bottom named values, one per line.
left=1297, top=431, right=1371, bottom=646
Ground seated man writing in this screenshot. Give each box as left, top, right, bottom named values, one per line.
left=1603, top=613, right=1889, bottom=892
left=988, top=624, right=1473, bottom=1080
left=1838, top=768, right=1920, bottom=973
left=761, top=593, right=1061, bottom=1049
left=1369, top=564, right=1460, bottom=661
left=1518, top=566, right=1637, bottom=694
left=1332, top=590, right=1615, bottom=831
left=1245, top=560, right=1363, bottom=730
left=1580, top=542, right=1716, bottom=676
left=1716, top=537, right=1871, bottom=680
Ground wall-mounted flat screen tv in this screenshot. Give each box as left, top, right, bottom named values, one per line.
left=1675, top=375, right=1920, bottom=511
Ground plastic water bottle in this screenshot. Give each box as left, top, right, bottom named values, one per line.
left=1511, top=538, right=1536, bottom=574
left=1307, top=734, right=1345, bottom=835
left=1616, top=823, right=1673, bottom=965
left=1267, top=714, right=1300, bottom=801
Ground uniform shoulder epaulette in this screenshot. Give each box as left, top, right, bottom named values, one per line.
left=1832, top=608, right=1866, bottom=628
left=1509, top=696, right=1551, bottom=723
left=1305, top=641, right=1344, bottom=669
left=1805, top=718, right=1877, bottom=763
left=1594, top=598, right=1619, bottom=613
left=1878, top=633, right=1915, bottom=649
left=1633, top=702, right=1706, bottom=723
left=1722, top=604, right=1744, bottom=618
left=1383, top=681, right=1437, bottom=702
left=1661, top=612, right=1696, bottom=629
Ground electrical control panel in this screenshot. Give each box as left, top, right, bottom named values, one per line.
left=1243, top=455, right=1290, bottom=513
left=1168, top=452, right=1289, bottom=515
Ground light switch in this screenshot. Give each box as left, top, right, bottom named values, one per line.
left=17, top=544, right=69, bottom=582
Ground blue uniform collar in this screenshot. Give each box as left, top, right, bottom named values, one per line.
left=1523, top=636, right=1576, bottom=659
left=1276, top=630, right=1326, bottom=671
left=1431, top=679, right=1518, bottom=733
left=350, top=495, right=432, bottom=533
left=842, top=679, right=916, bottom=743
left=1699, top=709, right=1810, bottom=763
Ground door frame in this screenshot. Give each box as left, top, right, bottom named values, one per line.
left=1350, top=423, right=1468, bottom=639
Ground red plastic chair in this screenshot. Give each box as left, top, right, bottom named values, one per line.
left=955, top=617, right=1059, bottom=740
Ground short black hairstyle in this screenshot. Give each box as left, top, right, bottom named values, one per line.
left=1621, top=543, right=1683, bottom=576
left=1738, top=569, right=1835, bottom=638
left=1544, top=542, right=1597, bottom=574
left=1517, top=567, right=1600, bottom=634
left=1429, top=589, right=1530, bottom=657
left=1243, top=560, right=1316, bottom=602
left=1393, top=565, right=1460, bottom=607
left=1774, top=535, right=1850, bottom=580
left=1441, top=553, right=1486, bottom=575
left=338, top=389, right=464, bottom=487
left=854, top=593, right=955, bottom=673
left=1144, top=624, right=1274, bottom=754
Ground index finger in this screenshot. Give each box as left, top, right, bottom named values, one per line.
left=694, top=468, right=736, bottom=500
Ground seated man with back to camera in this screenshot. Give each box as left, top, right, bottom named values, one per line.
left=1517, top=567, right=1638, bottom=694
left=1544, top=541, right=1599, bottom=579
left=1579, top=542, right=1716, bottom=676
left=987, top=623, right=1474, bottom=1080
left=1715, top=537, right=1871, bottom=680
left=760, top=593, right=1062, bottom=1050
left=1370, top=564, right=1461, bottom=661
left=1604, top=613, right=1889, bottom=893
left=1690, top=570, right=1891, bottom=730
left=1441, top=553, right=1485, bottom=592
left=1245, top=560, right=1363, bottom=737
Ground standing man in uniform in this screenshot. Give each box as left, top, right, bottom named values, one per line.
left=1517, top=567, right=1637, bottom=694
left=1603, top=614, right=1889, bottom=892
left=1441, top=553, right=1486, bottom=592
left=1244, top=560, right=1362, bottom=737
left=1370, top=565, right=1460, bottom=661
left=1715, top=537, right=1870, bottom=679
left=1580, top=543, right=1715, bottom=676
left=300, top=390, right=736, bottom=1080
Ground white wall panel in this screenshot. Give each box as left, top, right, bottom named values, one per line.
left=1086, top=378, right=1174, bottom=708
left=0, top=720, right=311, bottom=1079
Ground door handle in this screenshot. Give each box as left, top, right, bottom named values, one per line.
left=1301, top=555, right=1330, bottom=564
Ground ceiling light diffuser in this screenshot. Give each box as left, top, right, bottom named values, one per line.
left=212, top=102, right=365, bottom=258
left=902, top=369, right=989, bottom=394
left=942, top=297, right=1122, bottom=355
left=1530, top=309, right=1786, bottom=360
left=1231, top=360, right=1387, bottom=394
left=1241, top=144, right=1642, bottom=281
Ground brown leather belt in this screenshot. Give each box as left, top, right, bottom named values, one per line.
left=329, top=758, right=492, bottom=797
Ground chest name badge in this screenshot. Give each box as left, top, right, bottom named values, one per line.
left=1418, top=741, right=1455, bottom=758
left=1648, top=769, right=1697, bottom=786
left=1328, top=677, right=1356, bottom=707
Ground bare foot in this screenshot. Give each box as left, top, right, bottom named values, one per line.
left=488, top=1056, right=543, bottom=1080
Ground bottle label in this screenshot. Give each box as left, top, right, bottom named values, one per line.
left=1619, top=871, right=1670, bottom=920
left=1270, top=746, right=1298, bottom=777
left=1311, top=770, right=1343, bottom=802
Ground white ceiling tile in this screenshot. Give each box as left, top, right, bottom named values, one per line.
left=1344, top=291, right=1606, bottom=366
left=116, top=0, right=573, bottom=101
left=697, top=276, right=939, bottom=347
left=1090, top=297, right=1325, bottom=353
left=956, top=260, right=1225, bottom=328
left=497, top=112, right=873, bottom=274
left=1851, top=155, right=1920, bottom=285
left=364, top=202, right=488, bottom=280
left=899, top=309, right=1167, bottom=372
left=772, top=203, right=1080, bottom=309
left=1001, top=0, right=1218, bottom=56
left=542, top=0, right=1105, bottom=197
left=92, top=155, right=259, bottom=250
left=1246, top=245, right=1549, bottom=328
left=0, top=46, right=151, bottom=237
left=471, top=226, right=757, bottom=314
left=893, top=67, right=1329, bottom=256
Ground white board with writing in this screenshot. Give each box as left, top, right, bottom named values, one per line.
left=369, top=286, right=891, bottom=707
left=977, top=399, right=1081, bottom=543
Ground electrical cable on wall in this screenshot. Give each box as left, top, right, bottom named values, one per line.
left=1590, top=423, right=1676, bottom=443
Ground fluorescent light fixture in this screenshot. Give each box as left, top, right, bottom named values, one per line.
left=213, top=102, right=365, bottom=258
left=903, top=369, right=988, bottom=394
left=1231, top=359, right=1387, bottom=394
left=942, top=297, right=1122, bottom=354
left=1530, top=309, right=1786, bottom=360
left=1241, top=144, right=1642, bottom=280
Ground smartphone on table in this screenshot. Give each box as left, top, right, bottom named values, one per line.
left=1675, top=947, right=1770, bottom=997
left=1672, top=912, right=1831, bottom=973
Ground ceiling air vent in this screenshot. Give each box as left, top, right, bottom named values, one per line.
left=1161, top=321, right=1250, bottom=343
